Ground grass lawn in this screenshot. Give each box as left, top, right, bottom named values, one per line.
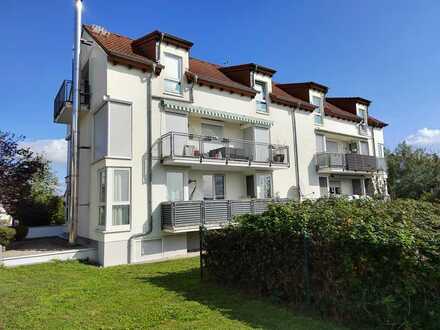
left=0, top=257, right=345, bottom=329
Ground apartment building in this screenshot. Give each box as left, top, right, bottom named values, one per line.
left=53, top=25, right=388, bottom=266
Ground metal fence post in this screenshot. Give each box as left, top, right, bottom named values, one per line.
left=199, top=225, right=204, bottom=280
left=0, top=244, right=3, bottom=267
left=303, top=232, right=311, bottom=305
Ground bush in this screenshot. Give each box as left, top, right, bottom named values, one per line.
left=14, top=195, right=65, bottom=227
left=14, top=224, right=28, bottom=241
left=203, top=198, right=440, bottom=329
left=0, top=227, right=16, bottom=247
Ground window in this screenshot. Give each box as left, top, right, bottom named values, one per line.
left=316, top=134, right=325, bottom=153
left=112, top=169, right=130, bottom=226
left=203, top=174, right=225, bottom=200
left=377, top=143, right=384, bottom=157
left=256, top=174, right=272, bottom=198
left=93, top=102, right=132, bottom=161
left=94, top=105, right=108, bottom=160
left=97, top=169, right=106, bottom=226
left=357, top=108, right=367, bottom=122
left=255, top=81, right=267, bottom=112
left=326, top=140, right=339, bottom=153
left=329, top=180, right=341, bottom=195
left=164, top=53, right=182, bottom=94
left=201, top=123, right=223, bottom=138
left=109, top=102, right=132, bottom=158
left=167, top=172, right=184, bottom=201
left=96, top=168, right=131, bottom=229
left=319, top=176, right=329, bottom=197
left=360, top=141, right=369, bottom=155
left=312, top=96, right=323, bottom=125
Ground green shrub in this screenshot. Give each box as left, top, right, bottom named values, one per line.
left=14, top=224, right=28, bottom=241
left=0, top=227, right=16, bottom=247
left=203, top=198, right=440, bottom=329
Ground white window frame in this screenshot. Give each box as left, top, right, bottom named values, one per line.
left=255, top=81, right=268, bottom=113
left=166, top=171, right=185, bottom=201
left=164, top=53, right=183, bottom=95
left=97, top=167, right=131, bottom=232
left=202, top=174, right=225, bottom=200
left=357, top=107, right=368, bottom=123
left=97, top=168, right=106, bottom=228
left=329, top=180, right=342, bottom=195
left=312, top=95, right=323, bottom=125
left=377, top=143, right=384, bottom=158
left=359, top=141, right=370, bottom=155
left=256, top=173, right=273, bottom=199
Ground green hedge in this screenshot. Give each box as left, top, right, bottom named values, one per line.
left=0, top=227, right=16, bottom=247
left=203, top=199, right=440, bottom=329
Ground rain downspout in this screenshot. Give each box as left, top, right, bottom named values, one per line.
left=292, top=107, right=302, bottom=201
left=128, top=67, right=154, bottom=263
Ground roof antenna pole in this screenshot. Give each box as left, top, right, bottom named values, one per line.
left=68, top=0, right=83, bottom=245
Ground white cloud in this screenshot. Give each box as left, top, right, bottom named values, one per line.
left=21, top=139, right=67, bottom=164
left=406, top=128, right=440, bottom=151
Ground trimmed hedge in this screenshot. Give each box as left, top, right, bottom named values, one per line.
left=0, top=227, right=16, bottom=247
left=203, top=199, right=440, bottom=329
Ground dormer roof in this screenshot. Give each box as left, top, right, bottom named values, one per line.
left=82, top=24, right=387, bottom=128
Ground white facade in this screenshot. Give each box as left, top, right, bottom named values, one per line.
left=54, top=26, right=388, bottom=266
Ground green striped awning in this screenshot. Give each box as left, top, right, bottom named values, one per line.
left=161, top=99, right=273, bottom=127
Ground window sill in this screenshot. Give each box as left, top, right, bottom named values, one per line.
left=164, top=91, right=184, bottom=98
left=256, top=110, right=270, bottom=115
left=96, top=225, right=131, bottom=234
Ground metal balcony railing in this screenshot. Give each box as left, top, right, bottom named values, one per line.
left=161, top=198, right=290, bottom=230
left=53, top=79, right=90, bottom=121
left=316, top=152, right=386, bottom=172
left=160, top=131, right=290, bottom=166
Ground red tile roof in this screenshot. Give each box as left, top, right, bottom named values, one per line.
left=83, top=25, right=161, bottom=73
left=187, top=58, right=257, bottom=97
left=83, top=24, right=387, bottom=128
left=325, top=101, right=362, bottom=123
left=270, top=84, right=316, bottom=111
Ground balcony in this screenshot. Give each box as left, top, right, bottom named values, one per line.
left=160, top=132, right=289, bottom=169
left=53, top=80, right=90, bottom=124
left=316, top=152, right=386, bottom=174
left=161, top=198, right=289, bottom=233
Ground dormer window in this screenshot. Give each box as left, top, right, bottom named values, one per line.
left=311, top=96, right=323, bottom=125
left=255, top=81, right=268, bottom=113
left=164, top=53, right=182, bottom=94
left=357, top=108, right=367, bottom=123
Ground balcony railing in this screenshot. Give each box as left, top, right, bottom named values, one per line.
left=316, top=152, right=386, bottom=172
left=54, top=80, right=72, bottom=121
left=53, top=79, right=90, bottom=121
left=162, top=198, right=290, bottom=231
left=160, top=132, right=289, bottom=167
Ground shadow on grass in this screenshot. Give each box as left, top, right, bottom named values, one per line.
left=139, top=266, right=341, bottom=330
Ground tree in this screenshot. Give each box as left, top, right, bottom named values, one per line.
left=387, top=142, right=440, bottom=200
left=0, top=131, right=44, bottom=216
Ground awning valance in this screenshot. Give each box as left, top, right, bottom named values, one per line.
left=161, top=99, right=273, bottom=127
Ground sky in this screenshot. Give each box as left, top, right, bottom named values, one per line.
left=1, top=0, right=440, bottom=191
